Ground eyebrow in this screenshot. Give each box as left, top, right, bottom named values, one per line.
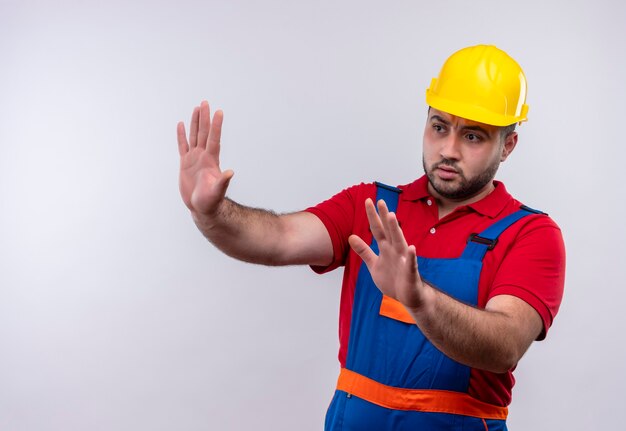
left=429, top=115, right=491, bottom=137
left=429, top=115, right=450, bottom=125
left=462, top=125, right=491, bottom=136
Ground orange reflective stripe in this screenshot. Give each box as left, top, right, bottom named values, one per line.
left=336, top=368, right=508, bottom=420
left=379, top=295, right=416, bottom=324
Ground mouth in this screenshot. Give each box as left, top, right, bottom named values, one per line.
left=437, top=165, right=458, bottom=173
left=434, top=163, right=460, bottom=180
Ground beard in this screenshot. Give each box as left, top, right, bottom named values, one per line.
left=422, top=156, right=500, bottom=200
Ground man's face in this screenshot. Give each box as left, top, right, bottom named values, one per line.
left=422, top=108, right=516, bottom=201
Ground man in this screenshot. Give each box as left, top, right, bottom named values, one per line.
left=177, top=45, right=565, bottom=430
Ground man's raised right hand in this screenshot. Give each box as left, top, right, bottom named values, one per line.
left=177, top=100, right=234, bottom=218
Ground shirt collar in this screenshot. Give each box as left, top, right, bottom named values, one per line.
left=399, top=175, right=512, bottom=218
left=399, top=175, right=431, bottom=201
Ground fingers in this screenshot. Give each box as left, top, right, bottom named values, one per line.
left=185, top=101, right=223, bottom=155
left=407, top=245, right=418, bottom=275
left=197, top=100, right=211, bottom=149
left=406, top=244, right=423, bottom=289
left=207, top=110, right=223, bottom=160
left=366, top=199, right=408, bottom=250
left=383, top=206, right=408, bottom=249
left=189, top=106, right=200, bottom=148
left=348, top=234, right=377, bottom=268
left=365, top=198, right=385, bottom=242
left=177, top=122, right=188, bottom=156
left=215, top=169, right=234, bottom=200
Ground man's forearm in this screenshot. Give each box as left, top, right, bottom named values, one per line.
left=410, top=286, right=542, bottom=373
left=192, top=198, right=288, bottom=265
left=191, top=197, right=333, bottom=267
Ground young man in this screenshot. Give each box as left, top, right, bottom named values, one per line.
left=177, top=45, right=565, bottom=430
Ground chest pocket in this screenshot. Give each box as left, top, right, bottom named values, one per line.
left=380, top=295, right=415, bottom=323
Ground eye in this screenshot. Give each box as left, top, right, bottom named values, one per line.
left=432, top=123, right=445, bottom=133
left=465, top=133, right=482, bottom=142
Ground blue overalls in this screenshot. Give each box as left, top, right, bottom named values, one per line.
left=325, top=183, right=542, bottom=431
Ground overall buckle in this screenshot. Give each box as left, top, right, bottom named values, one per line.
left=467, top=233, right=498, bottom=250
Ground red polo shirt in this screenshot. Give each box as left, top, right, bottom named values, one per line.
left=306, top=175, right=566, bottom=406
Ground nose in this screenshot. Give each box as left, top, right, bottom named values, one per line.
left=439, top=134, right=462, bottom=161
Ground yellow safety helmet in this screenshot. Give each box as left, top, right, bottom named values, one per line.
left=426, top=45, right=529, bottom=126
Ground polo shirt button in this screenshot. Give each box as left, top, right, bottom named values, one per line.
left=427, top=199, right=432, bottom=206
left=430, top=228, right=436, bottom=234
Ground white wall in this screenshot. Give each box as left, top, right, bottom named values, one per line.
left=1, top=0, right=624, bottom=429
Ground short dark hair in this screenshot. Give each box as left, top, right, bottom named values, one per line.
left=500, top=123, right=517, bottom=140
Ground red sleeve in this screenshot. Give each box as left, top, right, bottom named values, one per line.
left=304, top=183, right=376, bottom=274
left=488, top=216, right=566, bottom=340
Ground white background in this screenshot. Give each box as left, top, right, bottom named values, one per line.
left=1, top=0, right=625, bottom=429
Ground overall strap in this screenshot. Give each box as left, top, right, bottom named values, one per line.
left=374, top=181, right=402, bottom=212
left=371, top=182, right=402, bottom=254
left=461, top=205, right=545, bottom=261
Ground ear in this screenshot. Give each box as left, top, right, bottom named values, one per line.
left=501, top=132, right=518, bottom=162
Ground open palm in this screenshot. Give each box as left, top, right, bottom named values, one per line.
left=177, top=101, right=233, bottom=216
left=348, top=199, right=425, bottom=310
